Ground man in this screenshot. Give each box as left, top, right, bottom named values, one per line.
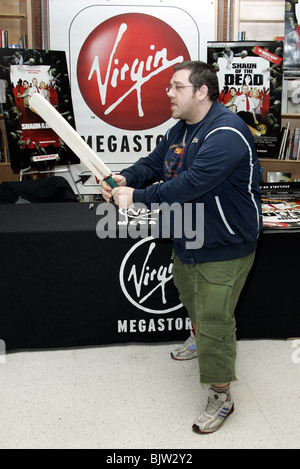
left=232, top=82, right=256, bottom=127
left=101, top=61, right=262, bottom=433
left=28, top=77, right=40, bottom=97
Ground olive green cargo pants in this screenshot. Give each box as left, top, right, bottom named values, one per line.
left=172, top=252, right=255, bottom=384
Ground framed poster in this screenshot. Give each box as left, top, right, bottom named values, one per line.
left=0, top=48, right=79, bottom=170
left=207, top=41, right=284, bottom=159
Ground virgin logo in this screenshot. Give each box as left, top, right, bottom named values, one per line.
left=77, top=13, right=190, bottom=130
left=119, top=237, right=182, bottom=314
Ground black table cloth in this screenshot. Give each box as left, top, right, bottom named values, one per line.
left=0, top=202, right=299, bottom=351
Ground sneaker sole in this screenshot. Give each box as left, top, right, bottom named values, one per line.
left=170, top=352, right=197, bottom=361
left=192, top=404, right=234, bottom=434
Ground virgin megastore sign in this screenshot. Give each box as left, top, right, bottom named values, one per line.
left=49, top=1, right=215, bottom=171
left=77, top=13, right=190, bottom=131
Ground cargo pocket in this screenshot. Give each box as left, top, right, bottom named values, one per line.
left=197, top=321, right=237, bottom=384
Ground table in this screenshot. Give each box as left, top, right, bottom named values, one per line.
left=235, top=228, right=300, bottom=340
left=0, top=202, right=299, bottom=352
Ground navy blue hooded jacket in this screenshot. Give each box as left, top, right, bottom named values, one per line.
left=120, top=100, right=262, bottom=263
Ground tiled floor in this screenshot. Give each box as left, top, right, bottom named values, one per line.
left=0, top=339, right=299, bottom=449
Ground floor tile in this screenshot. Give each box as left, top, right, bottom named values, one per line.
left=0, top=339, right=299, bottom=449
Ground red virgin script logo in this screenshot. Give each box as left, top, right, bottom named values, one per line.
left=77, top=13, right=191, bottom=130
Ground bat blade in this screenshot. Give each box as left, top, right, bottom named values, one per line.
left=29, top=93, right=114, bottom=183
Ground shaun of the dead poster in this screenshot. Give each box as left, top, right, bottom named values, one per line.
left=0, top=48, right=79, bottom=170
left=207, top=41, right=283, bottom=159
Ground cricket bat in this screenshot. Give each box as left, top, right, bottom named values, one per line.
left=29, top=93, right=118, bottom=188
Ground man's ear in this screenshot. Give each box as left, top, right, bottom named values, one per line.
left=198, top=84, right=209, bottom=102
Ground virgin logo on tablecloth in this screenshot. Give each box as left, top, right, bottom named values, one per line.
left=77, top=13, right=190, bottom=130
left=119, top=237, right=182, bottom=314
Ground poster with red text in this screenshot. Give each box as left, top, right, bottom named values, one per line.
left=207, top=41, right=283, bottom=159
left=48, top=0, right=215, bottom=174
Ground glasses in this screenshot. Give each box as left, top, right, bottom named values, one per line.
left=166, top=85, right=195, bottom=94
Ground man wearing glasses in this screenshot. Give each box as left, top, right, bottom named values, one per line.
left=101, top=61, right=262, bottom=434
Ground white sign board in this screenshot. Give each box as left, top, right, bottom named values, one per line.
left=49, top=0, right=215, bottom=173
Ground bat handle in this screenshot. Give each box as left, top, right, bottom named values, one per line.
left=104, top=175, right=119, bottom=188
left=104, top=175, right=119, bottom=204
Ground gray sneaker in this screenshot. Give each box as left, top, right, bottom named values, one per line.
left=171, top=330, right=197, bottom=360
left=192, top=388, right=234, bottom=434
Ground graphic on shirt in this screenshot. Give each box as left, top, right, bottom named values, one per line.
left=165, top=127, right=188, bottom=179
left=165, top=143, right=185, bottom=179
left=165, top=125, right=199, bottom=179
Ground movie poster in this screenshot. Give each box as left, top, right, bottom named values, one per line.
left=0, top=48, right=79, bottom=170
left=207, top=41, right=284, bottom=159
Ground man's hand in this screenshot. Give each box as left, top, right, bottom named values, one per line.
left=100, top=174, right=126, bottom=203
left=111, top=186, right=134, bottom=208
left=100, top=174, right=134, bottom=208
